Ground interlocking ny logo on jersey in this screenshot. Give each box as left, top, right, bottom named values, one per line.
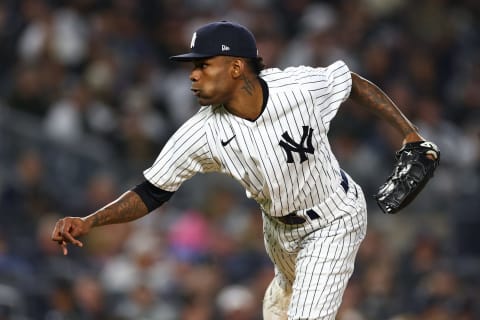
left=279, top=126, right=315, bottom=163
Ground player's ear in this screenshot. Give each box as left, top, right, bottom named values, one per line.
left=230, top=58, right=246, bottom=79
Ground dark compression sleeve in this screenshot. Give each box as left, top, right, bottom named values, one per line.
left=131, top=180, right=174, bottom=212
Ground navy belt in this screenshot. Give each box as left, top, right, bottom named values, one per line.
left=277, top=170, right=351, bottom=225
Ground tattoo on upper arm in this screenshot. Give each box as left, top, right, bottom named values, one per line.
left=241, top=75, right=254, bottom=96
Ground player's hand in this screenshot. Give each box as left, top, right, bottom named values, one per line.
left=402, top=132, right=436, bottom=160
left=51, top=217, right=92, bottom=255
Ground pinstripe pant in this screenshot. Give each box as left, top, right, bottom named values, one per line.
left=262, top=180, right=367, bottom=320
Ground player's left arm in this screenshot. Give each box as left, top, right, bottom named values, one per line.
left=349, top=72, right=440, bottom=214
left=348, top=72, right=423, bottom=144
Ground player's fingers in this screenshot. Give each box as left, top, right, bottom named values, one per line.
left=60, top=221, right=84, bottom=247
left=51, top=220, right=65, bottom=242
left=425, top=151, right=438, bottom=161
left=61, top=241, right=68, bottom=256
left=61, top=230, right=83, bottom=247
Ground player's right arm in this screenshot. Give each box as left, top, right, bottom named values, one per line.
left=52, top=179, right=176, bottom=255
left=51, top=189, right=151, bottom=255
left=52, top=107, right=216, bottom=255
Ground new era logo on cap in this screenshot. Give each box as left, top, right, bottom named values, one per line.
left=170, top=21, right=258, bottom=61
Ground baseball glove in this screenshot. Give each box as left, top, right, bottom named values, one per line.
left=374, top=141, right=440, bottom=214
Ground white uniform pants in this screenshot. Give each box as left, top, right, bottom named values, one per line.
left=262, top=177, right=367, bottom=320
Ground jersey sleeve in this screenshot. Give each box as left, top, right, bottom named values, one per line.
left=291, top=60, right=352, bottom=129
left=143, top=107, right=219, bottom=192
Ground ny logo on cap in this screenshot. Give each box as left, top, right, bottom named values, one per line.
left=190, top=32, right=197, bottom=48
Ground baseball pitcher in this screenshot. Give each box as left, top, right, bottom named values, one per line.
left=52, top=21, right=439, bottom=319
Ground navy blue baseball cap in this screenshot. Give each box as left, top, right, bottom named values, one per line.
left=170, top=21, right=258, bottom=61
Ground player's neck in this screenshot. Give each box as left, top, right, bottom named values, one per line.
left=224, top=75, right=264, bottom=121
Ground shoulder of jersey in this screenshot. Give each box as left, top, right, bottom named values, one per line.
left=260, top=66, right=307, bottom=78
left=260, top=65, right=321, bottom=87
left=260, top=61, right=348, bottom=80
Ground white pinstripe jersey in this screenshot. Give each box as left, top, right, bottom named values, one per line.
left=144, top=60, right=352, bottom=217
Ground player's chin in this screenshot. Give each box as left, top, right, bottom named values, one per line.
left=196, top=96, right=217, bottom=106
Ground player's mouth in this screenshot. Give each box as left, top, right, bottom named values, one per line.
left=191, top=88, right=200, bottom=96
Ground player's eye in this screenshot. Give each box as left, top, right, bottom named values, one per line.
left=193, top=61, right=208, bottom=69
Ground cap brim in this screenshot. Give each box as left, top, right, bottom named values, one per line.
left=169, top=52, right=214, bottom=61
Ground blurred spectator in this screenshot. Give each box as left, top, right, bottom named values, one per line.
left=337, top=281, right=365, bottom=320
left=44, top=278, right=82, bottom=320
left=397, top=233, right=445, bottom=301
left=43, top=80, right=117, bottom=145
left=216, top=285, right=257, bottom=320
left=0, top=233, right=34, bottom=311
left=157, top=66, right=198, bottom=129
left=82, top=171, right=119, bottom=212
left=0, top=283, right=29, bottom=320
left=73, top=274, right=117, bottom=320
left=117, top=84, right=169, bottom=172
left=167, top=209, right=211, bottom=263
left=99, top=226, right=175, bottom=298
left=0, top=149, right=54, bottom=256
left=361, top=261, right=400, bottom=319
left=6, top=63, right=52, bottom=117
left=414, top=96, right=478, bottom=212
left=113, top=283, right=177, bottom=320
left=17, top=0, right=89, bottom=68
left=176, top=263, right=223, bottom=320
left=0, top=3, right=22, bottom=93
left=416, top=96, right=477, bottom=170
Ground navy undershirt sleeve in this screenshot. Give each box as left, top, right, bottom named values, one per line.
left=131, top=180, right=174, bottom=212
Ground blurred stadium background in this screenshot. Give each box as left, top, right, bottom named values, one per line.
left=0, top=0, right=478, bottom=319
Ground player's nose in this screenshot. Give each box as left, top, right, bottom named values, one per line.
left=190, top=69, right=200, bottom=82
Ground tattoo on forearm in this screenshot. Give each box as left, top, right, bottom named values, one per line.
left=90, top=191, right=148, bottom=227
left=350, top=73, right=415, bottom=136
left=241, top=75, right=254, bottom=96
